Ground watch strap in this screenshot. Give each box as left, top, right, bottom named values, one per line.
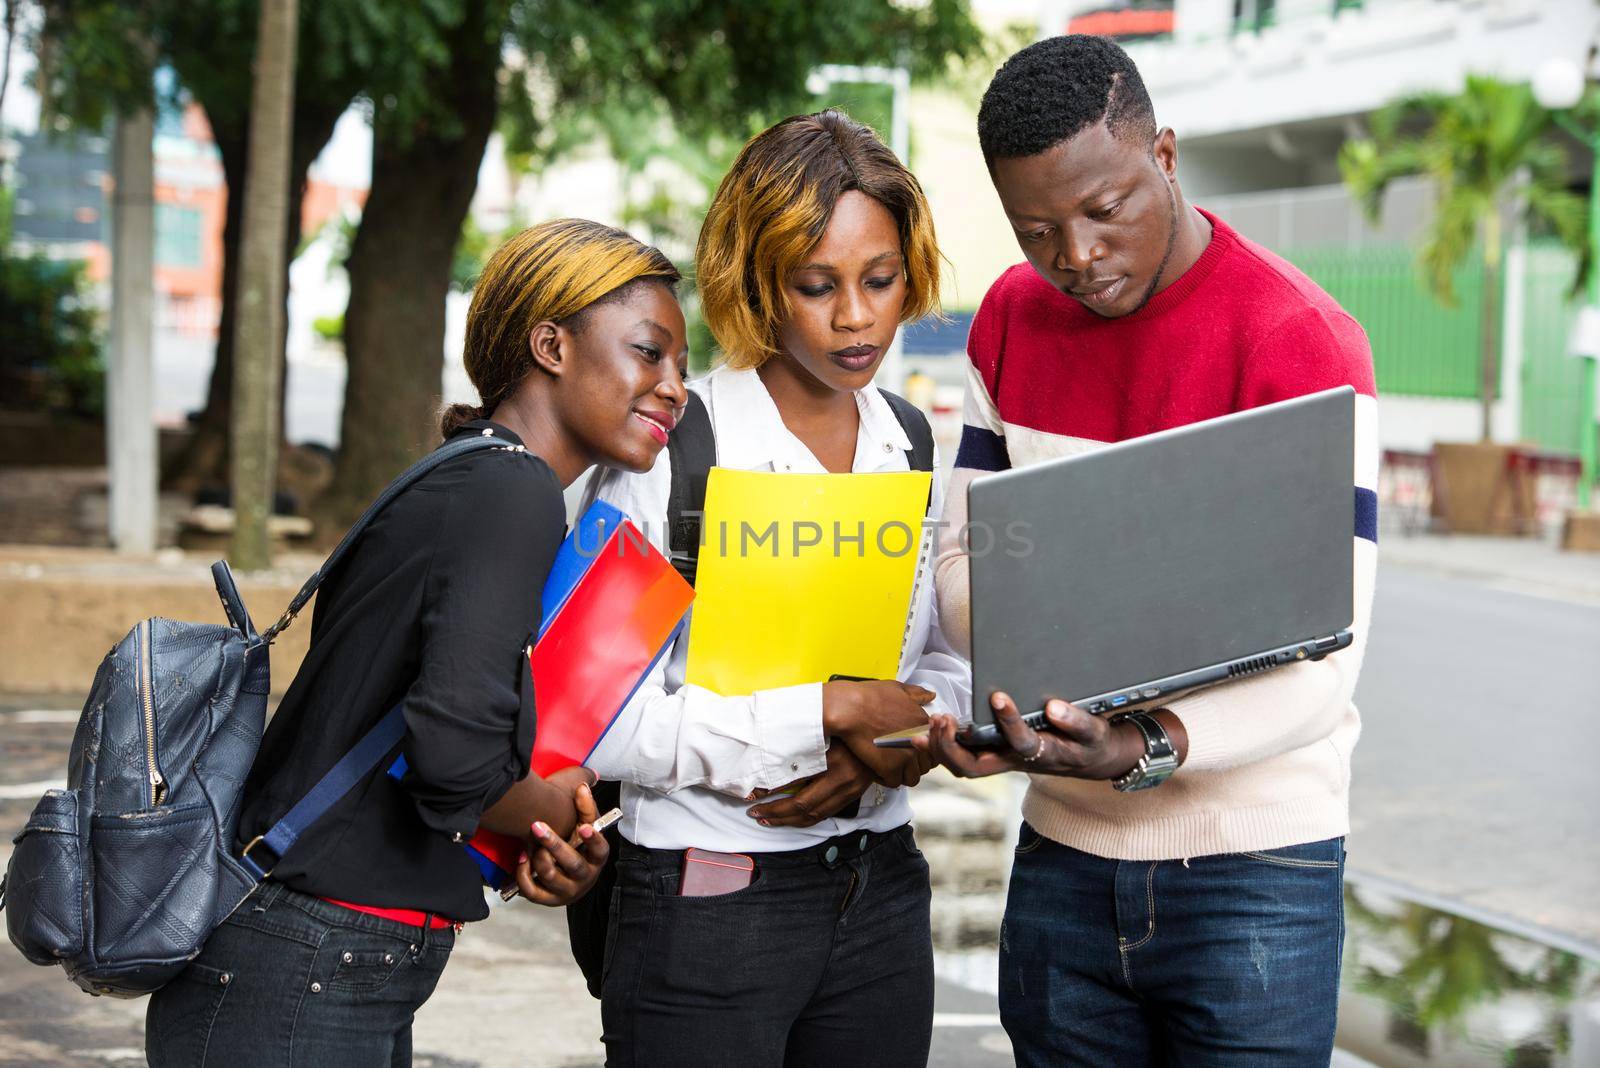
left=1110, top=710, right=1179, bottom=792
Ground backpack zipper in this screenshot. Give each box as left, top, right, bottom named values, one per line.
left=138, top=620, right=166, bottom=805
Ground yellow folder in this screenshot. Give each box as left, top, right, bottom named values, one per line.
left=684, top=468, right=932, bottom=696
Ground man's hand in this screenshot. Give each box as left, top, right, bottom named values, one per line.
left=512, top=781, right=610, bottom=907
left=744, top=739, right=927, bottom=828
left=913, top=693, right=1178, bottom=781
left=822, top=679, right=937, bottom=787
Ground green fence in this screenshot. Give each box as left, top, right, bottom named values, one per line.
left=1520, top=241, right=1586, bottom=456
left=1286, top=245, right=1487, bottom=400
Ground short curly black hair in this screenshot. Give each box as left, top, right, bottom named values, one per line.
left=977, top=35, right=1157, bottom=164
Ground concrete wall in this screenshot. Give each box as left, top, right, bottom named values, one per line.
left=912, top=85, right=1022, bottom=311
left=0, top=549, right=313, bottom=697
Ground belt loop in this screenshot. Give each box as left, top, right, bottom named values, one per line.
left=419, top=913, right=434, bottom=953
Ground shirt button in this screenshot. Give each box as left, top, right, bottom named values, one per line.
left=790, top=762, right=799, bottom=771
left=883, top=442, right=893, bottom=452
left=859, top=834, right=869, bottom=851
left=824, top=845, right=839, bottom=863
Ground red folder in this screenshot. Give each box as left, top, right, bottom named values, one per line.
left=465, top=519, right=693, bottom=880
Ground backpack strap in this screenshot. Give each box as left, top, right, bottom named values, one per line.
left=665, top=391, right=716, bottom=587
left=261, top=430, right=522, bottom=643
left=240, top=702, right=407, bottom=880
left=877, top=388, right=935, bottom=474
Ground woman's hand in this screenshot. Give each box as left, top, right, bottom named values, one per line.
left=511, top=781, right=610, bottom=906
left=744, top=740, right=879, bottom=828
left=822, top=680, right=936, bottom=787
left=479, top=764, right=596, bottom=841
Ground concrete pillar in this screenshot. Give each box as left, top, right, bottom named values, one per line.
left=881, top=65, right=911, bottom=395
left=106, top=109, right=157, bottom=554
left=1495, top=241, right=1526, bottom=445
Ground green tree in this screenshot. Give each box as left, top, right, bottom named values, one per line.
left=29, top=1, right=981, bottom=530
left=1339, top=75, right=1586, bottom=441
left=30, top=0, right=407, bottom=490
left=0, top=190, right=104, bottom=415
left=317, top=0, right=983, bottom=529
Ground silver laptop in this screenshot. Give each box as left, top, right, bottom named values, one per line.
left=880, top=386, right=1356, bottom=749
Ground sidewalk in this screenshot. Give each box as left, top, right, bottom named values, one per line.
left=1377, top=530, right=1600, bottom=604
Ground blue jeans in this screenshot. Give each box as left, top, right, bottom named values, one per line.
left=601, top=825, right=934, bottom=1068
left=145, top=880, right=454, bottom=1067
left=999, top=824, right=1345, bottom=1067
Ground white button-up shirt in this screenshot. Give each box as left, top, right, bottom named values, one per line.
left=581, top=365, right=972, bottom=851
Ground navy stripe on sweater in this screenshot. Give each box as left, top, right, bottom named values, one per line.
left=954, top=425, right=1010, bottom=473
left=1355, top=486, right=1378, bottom=544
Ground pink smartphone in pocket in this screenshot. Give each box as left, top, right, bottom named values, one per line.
left=680, top=848, right=755, bottom=896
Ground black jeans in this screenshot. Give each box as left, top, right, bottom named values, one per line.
left=145, top=880, right=454, bottom=1067
left=601, top=824, right=934, bottom=1068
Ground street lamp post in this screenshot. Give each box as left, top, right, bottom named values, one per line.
left=807, top=62, right=912, bottom=393
left=1534, top=57, right=1599, bottom=512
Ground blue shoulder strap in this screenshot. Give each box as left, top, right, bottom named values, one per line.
left=241, top=703, right=408, bottom=880
left=240, top=430, right=522, bottom=881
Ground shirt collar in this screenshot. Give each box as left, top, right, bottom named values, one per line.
left=705, top=365, right=913, bottom=472
left=450, top=418, right=525, bottom=447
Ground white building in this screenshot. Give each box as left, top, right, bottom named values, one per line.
left=1043, top=0, right=1593, bottom=199
left=1034, top=0, right=1597, bottom=460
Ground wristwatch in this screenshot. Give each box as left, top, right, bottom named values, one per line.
left=1109, top=710, right=1179, bottom=792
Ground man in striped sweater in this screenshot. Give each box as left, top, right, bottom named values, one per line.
left=921, top=36, right=1378, bottom=1066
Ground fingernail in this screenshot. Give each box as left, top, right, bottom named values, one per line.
left=532, top=821, right=549, bottom=838
left=746, top=808, right=759, bottom=818
left=758, top=819, right=771, bottom=827
left=517, top=851, right=528, bottom=864
left=992, top=693, right=1007, bottom=709
left=1047, top=700, right=1065, bottom=714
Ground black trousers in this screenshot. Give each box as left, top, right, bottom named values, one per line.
left=601, top=824, right=935, bottom=1068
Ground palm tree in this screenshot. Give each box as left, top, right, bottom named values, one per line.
left=1340, top=75, right=1586, bottom=441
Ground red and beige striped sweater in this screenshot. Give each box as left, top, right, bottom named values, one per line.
left=934, top=211, right=1378, bottom=860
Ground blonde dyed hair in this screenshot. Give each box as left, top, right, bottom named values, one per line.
left=442, top=218, right=680, bottom=437
left=696, top=110, right=942, bottom=369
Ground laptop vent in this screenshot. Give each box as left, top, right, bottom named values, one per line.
left=1227, top=655, right=1276, bottom=679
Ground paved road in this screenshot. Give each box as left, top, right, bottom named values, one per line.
left=1350, top=563, right=1600, bottom=948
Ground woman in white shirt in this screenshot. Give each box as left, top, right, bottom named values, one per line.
left=582, top=111, right=971, bottom=1068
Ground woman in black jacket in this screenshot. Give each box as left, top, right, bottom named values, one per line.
left=146, top=219, right=690, bottom=1067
